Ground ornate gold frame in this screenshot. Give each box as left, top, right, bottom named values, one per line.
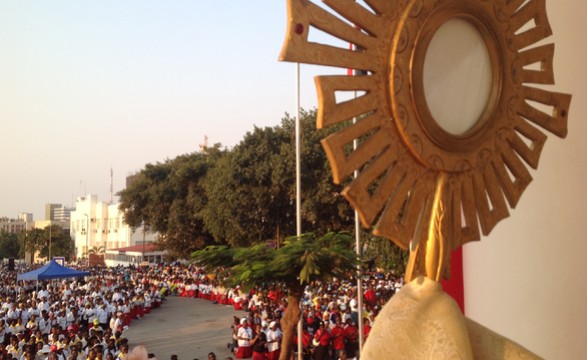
left=280, top=0, right=571, bottom=281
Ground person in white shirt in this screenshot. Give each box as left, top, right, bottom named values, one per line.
left=38, top=298, right=50, bottom=313
left=235, top=318, right=253, bottom=358
left=38, top=287, right=49, bottom=300
left=109, top=312, right=124, bottom=333
left=38, top=311, right=52, bottom=335
left=96, top=304, right=108, bottom=329
left=6, top=302, right=20, bottom=322
left=265, top=321, right=282, bottom=360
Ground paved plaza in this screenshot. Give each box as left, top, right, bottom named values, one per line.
left=124, top=296, right=243, bottom=360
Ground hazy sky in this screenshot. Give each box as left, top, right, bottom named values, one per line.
left=0, top=1, right=338, bottom=219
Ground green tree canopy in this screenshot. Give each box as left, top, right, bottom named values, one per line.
left=118, top=145, right=225, bottom=257
left=0, top=230, right=19, bottom=259
left=202, top=124, right=294, bottom=247
left=203, top=109, right=354, bottom=247
left=41, top=224, right=74, bottom=260
left=16, top=225, right=74, bottom=262
left=18, top=228, right=44, bottom=263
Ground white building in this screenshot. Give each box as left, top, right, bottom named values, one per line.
left=70, top=194, right=157, bottom=259
left=104, top=243, right=166, bottom=267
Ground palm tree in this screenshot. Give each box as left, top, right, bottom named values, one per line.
left=192, top=232, right=359, bottom=360
left=87, top=246, right=106, bottom=255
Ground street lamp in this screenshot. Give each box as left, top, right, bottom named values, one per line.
left=49, top=224, right=52, bottom=260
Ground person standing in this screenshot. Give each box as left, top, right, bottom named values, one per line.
left=312, top=321, right=330, bottom=360
left=236, top=318, right=253, bottom=359
left=343, top=319, right=358, bottom=359
left=330, top=319, right=345, bottom=356
left=265, top=321, right=282, bottom=360
left=250, top=324, right=267, bottom=360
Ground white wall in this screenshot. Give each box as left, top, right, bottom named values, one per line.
left=463, top=2, right=587, bottom=359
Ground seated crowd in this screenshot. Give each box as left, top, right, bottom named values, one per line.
left=0, top=264, right=169, bottom=360
left=0, top=263, right=403, bottom=360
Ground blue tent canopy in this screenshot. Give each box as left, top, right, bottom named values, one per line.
left=17, top=259, right=89, bottom=281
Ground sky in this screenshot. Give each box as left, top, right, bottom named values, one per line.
left=0, top=1, right=341, bottom=220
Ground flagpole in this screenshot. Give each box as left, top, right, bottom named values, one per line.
left=348, top=32, right=364, bottom=355
left=295, top=62, right=303, bottom=360
left=354, top=117, right=364, bottom=355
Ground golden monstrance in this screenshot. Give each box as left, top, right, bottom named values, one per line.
left=280, top=1, right=571, bottom=358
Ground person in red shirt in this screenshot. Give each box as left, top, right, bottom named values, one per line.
left=312, top=321, right=330, bottom=360
left=343, top=319, right=359, bottom=358
left=362, top=318, right=372, bottom=342
left=330, top=319, right=345, bottom=354
left=364, top=284, right=377, bottom=307
left=293, top=324, right=313, bottom=360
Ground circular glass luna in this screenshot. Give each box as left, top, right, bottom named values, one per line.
left=422, top=18, right=493, bottom=136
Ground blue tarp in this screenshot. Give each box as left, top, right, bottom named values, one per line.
left=17, top=259, right=89, bottom=281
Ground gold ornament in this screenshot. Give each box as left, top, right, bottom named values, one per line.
left=280, top=0, right=571, bottom=281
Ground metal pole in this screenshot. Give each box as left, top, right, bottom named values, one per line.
left=353, top=97, right=365, bottom=355
left=49, top=224, right=52, bottom=260
left=142, top=223, right=146, bottom=264
left=295, top=62, right=303, bottom=360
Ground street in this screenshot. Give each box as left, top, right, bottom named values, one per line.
left=124, top=296, right=243, bottom=360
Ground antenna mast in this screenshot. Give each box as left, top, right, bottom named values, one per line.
left=110, top=166, right=114, bottom=204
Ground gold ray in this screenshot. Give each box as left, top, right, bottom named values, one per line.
left=519, top=86, right=571, bottom=138
left=445, top=176, right=472, bottom=251
left=517, top=43, right=555, bottom=84
left=342, top=147, right=398, bottom=226
left=492, top=140, right=533, bottom=208
left=373, top=165, right=430, bottom=249
left=321, top=113, right=392, bottom=183
left=279, top=0, right=378, bottom=70
left=315, top=75, right=382, bottom=128
left=322, top=0, right=386, bottom=37
left=511, top=117, right=548, bottom=169
left=473, top=165, right=510, bottom=236
left=509, top=0, right=553, bottom=50
left=458, top=174, right=482, bottom=245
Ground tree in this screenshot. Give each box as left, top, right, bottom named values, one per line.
left=118, top=145, right=225, bottom=257
left=280, top=110, right=355, bottom=232
left=0, top=230, right=19, bottom=259
left=18, top=228, right=44, bottom=263
left=40, top=225, right=75, bottom=261
left=363, top=235, right=409, bottom=275
left=203, top=125, right=294, bottom=247
left=87, top=246, right=105, bottom=255
left=192, top=232, right=359, bottom=360
left=118, top=109, right=355, bottom=254
left=16, top=225, right=74, bottom=263
left=203, top=109, right=355, bottom=247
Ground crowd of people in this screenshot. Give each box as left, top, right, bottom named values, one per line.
left=0, top=264, right=171, bottom=360
left=169, top=266, right=403, bottom=360
left=0, top=262, right=404, bottom=360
